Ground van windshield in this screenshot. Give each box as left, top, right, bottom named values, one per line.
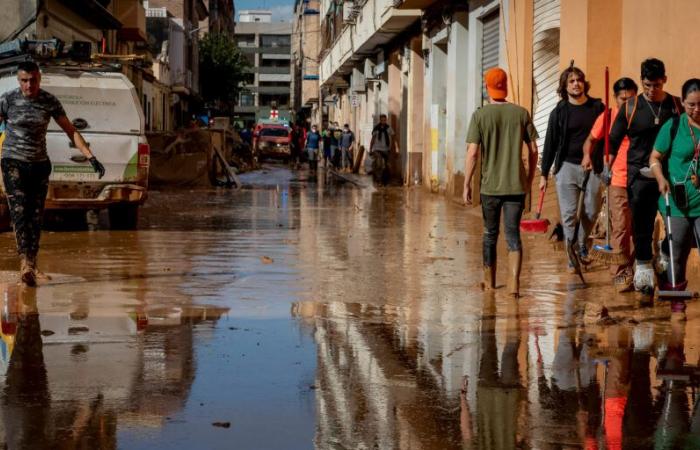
left=260, top=128, right=289, bottom=137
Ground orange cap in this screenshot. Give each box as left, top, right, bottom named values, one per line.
left=485, top=68, right=508, bottom=100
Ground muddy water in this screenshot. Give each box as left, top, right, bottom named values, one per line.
left=0, top=165, right=698, bottom=449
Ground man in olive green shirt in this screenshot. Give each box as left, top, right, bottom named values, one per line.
left=463, top=68, right=539, bottom=297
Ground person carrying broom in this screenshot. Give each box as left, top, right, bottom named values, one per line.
left=582, top=77, right=639, bottom=292
left=463, top=68, right=539, bottom=297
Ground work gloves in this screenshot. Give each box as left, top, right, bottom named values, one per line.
left=89, top=157, right=106, bottom=179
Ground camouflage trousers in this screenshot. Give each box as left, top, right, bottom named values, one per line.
left=1, top=158, right=51, bottom=259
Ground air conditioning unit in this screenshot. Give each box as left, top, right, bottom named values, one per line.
left=342, top=1, right=355, bottom=23
left=351, top=67, right=366, bottom=92
left=364, top=58, right=377, bottom=80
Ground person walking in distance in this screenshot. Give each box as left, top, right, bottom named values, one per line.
left=339, top=124, right=355, bottom=172
left=0, top=61, right=105, bottom=286
left=463, top=68, right=539, bottom=297
left=608, top=58, right=681, bottom=294
left=582, top=77, right=639, bottom=292
left=370, top=114, right=395, bottom=185
left=304, top=124, right=321, bottom=176
left=540, top=65, right=605, bottom=272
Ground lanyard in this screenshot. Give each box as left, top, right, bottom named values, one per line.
left=688, top=119, right=700, bottom=160
left=686, top=118, right=700, bottom=186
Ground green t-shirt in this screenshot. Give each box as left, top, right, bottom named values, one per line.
left=466, top=103, right=538, bottom=196
left=654, top=113, right=700, bottom=217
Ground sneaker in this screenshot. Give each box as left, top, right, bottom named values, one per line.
left=614, top=271, right=634, bottom=293
left=634, top=261, right=656, bottom=292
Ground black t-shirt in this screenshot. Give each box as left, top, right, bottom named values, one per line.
left=609, top=93, right=681, bottom=183
left=565, top=100, right=600, bottom=164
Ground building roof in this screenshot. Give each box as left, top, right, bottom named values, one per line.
left=234, top=22, right=293, bottom=34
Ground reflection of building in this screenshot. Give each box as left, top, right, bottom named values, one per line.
left=0, top=282, right=227, bottom=446
left=234, top=11, right=293, bottom=124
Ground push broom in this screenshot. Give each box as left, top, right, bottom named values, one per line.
left=591, top=67, right=629, bottom=266
left=657, top=192, right=696, bottom=300
left=520, top=186, right=550, bottom=233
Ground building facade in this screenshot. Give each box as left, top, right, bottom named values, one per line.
left=234, top=10, right=293, bottom=125
left=311, top=0, right=700, bottom=199
left=291, top=0, right=322, bottom=127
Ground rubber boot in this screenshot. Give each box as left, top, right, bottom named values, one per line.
left=507, top=251, right=522, bottom=297
left=482, top=264, right=496, bottom=291
left=20, top=255, right=36, bottom=287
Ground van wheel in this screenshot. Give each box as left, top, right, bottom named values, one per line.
left=109, top=204, right=139, bottom=230
left=0, top=201, right=11, bottom=231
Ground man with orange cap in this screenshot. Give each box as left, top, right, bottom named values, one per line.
left=463, top=68, right=539, bottom=297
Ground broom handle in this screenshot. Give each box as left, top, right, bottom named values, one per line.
left=535, top=186, right=546, bottom=219
left=604, top=67, right=611, bottom=248
left=665, top=192, right=677, bottom=287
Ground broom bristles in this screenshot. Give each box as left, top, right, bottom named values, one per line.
left=589, top=245, right=629, bottom=265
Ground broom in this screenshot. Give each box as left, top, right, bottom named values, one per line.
left=591, top=67, right=628, bottom=266
left=520, top=186, right=550, bottom=233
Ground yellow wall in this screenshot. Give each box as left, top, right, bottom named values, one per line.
left=558, top=0, right=698, bottom=100
left=620, top=0, right=698, bottom=96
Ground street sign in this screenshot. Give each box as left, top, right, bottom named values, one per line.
left=351, top=95, right=359, bottom=108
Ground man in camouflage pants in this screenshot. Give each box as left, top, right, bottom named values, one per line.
left=0, top=61, right=105, bottom=286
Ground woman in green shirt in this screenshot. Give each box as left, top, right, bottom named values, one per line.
left=649, top=78, right=700, bottom=289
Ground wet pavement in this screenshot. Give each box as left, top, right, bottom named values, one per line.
left=1, top=164, right=700, bottom=449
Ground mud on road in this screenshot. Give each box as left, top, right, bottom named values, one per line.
left=0, top=164, right=698, bottom=449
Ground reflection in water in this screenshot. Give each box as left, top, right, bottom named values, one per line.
left=0, top=282, right=228, bottom=448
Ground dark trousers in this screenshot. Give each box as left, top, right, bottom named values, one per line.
left=1, top=158, right=51, bottom=259
left=628, top=177, right=659, bottom=262
left=481, top=194, right=525, bottom=267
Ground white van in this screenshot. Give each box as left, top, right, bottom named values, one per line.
left=0, top=69, right=150, bottom=229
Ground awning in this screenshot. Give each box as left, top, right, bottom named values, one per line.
left=60, top=0, right=122, bottom=29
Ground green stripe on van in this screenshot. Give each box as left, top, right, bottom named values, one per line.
left=53, top=165, right=95, bottom=173
left=122, top=153, right=138, bottom=180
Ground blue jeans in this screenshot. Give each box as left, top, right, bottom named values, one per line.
left=481, top=194, right=525, bottom=267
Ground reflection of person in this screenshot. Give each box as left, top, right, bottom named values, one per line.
left=1, top=283, right=50, bottom=449
left=463, top=68, right=538, bottom=297
left=0, top=61, right=106, bottom=285
left=649, top=79, right=700, bottom=291
left=474, top=292, right=522, bottom=450
left=608, top=58, right=681, bottom=293
left=541, top=65, right=605, bottom=270
left=582, top=78, right=639, bottom=292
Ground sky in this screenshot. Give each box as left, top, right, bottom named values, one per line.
left=235, top=0, right=295, bottom=22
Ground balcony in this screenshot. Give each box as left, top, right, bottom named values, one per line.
left=259, top=66, right=290, bottom=75
left=113, top=0, right=146, bottom=42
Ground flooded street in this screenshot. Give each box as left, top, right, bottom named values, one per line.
left=0, top=164, right=699, bottom=449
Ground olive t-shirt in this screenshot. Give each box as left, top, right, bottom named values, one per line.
left=654, top=113, right=700, bottom=217
left=466, top=103, right=538, bottom=196
left=0, top=88, right=66, bottom=162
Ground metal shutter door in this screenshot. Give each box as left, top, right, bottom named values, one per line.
left=532, top=0, right=560, bottom=155
left=481, top=11, right=500, bottom=103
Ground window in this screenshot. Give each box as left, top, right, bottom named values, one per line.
left=239, top=93, right=255, bottom=106
left=260, top=94, right=290, bottom=106
left=236, top=34, right=256, bottom=47
left=259, top=81, right=290, bottom=88
left=260, top=127, right=289, bottom=137
left=261, top=35, right=290, bottom=48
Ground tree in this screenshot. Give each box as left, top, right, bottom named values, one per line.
left=198, top=33, right=250, bottom=114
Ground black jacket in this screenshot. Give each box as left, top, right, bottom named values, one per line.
left=541, top=97, right=605, bottom=177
